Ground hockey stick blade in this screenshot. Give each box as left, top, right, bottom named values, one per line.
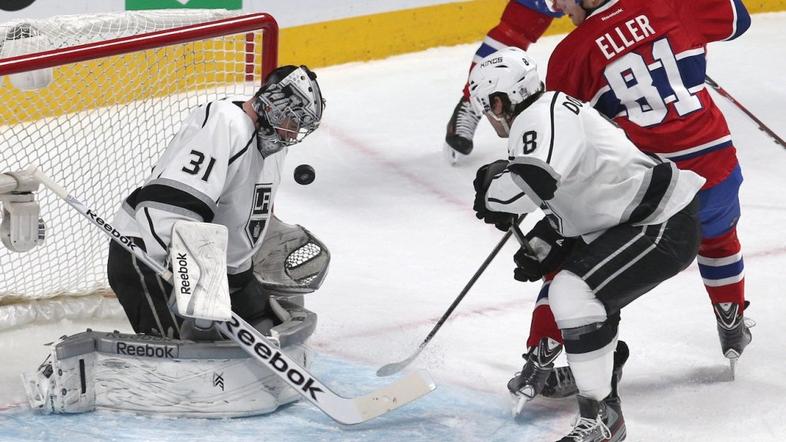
left=376, top=348, right=423, bottom=377
left=219, top=315, right=436, bottom=424
left=377, top=215, right=529, bottom=377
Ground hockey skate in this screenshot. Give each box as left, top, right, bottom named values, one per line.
left=543, top=340, right=630, bottom=399
left=443, top=96, right=481, bottom=165
left=714, top=302, right=753, bottom=379
left=508, top=337, right=563, bottom=416
left=557, top=393, right=626, bottom=442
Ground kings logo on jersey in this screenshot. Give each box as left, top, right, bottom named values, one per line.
left=246, top=184, right=272, bottom=245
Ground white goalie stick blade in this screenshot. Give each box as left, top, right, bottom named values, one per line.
left=169, top=221, right=232, bottom=322
left=218, top=314, right=437, bottom=425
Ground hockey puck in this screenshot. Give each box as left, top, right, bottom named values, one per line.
left=294, top=164, right=315, bottom=185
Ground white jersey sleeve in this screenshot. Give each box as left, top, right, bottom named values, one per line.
left=484, top=92, right=585, bottom=217
left=124, top=101, right=258, bottom=264
left=486, top=91, right=705, bottom=240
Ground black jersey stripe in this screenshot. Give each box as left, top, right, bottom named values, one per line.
left=137, top=184, right=215, bottom=222
left=508, top=162, right=558, bottom=201
left=201, top=102, right=213, bottom=128
left=124, top=187, right=142, bottom=210
left=144, top=207, right=168, bottom=251
left=229, top=132, right=257, bottom=166
left=627, top=163, right=673, bottom=224
left=488, top=190, right=528, bottom=206
left=546, top=92, right=559, bottom=164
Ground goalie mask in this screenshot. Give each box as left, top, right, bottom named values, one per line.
left=467, top=47, right=543, bottom=138
left=253, top=65, right=325, bottom=156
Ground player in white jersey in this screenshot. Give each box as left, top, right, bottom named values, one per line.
left=108, top=65, right=325, bottom=340
left=469, top=47, right=704, bottom=441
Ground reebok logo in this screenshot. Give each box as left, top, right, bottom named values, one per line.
left=601, top=8, right=623, bottom=21
left=116, top=342, right=176, bottom=358
left=84, top=208, right=136, bottom=250
left=175, top=253, right=192, bottom=295
left=224, top=316, right=324, bottom=401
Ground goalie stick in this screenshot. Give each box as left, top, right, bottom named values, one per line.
left=31, top=168, right=436, bottom=425
left=377, top=214, right=529, bottom=377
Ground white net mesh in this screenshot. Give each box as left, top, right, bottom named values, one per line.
left=0, top=10, right=275, bottom=329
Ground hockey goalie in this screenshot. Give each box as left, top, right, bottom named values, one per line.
left=7, top=65, right=332, bottom=418
left=20, top=212, right=330, bottom=418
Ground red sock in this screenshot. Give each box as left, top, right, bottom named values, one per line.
left=698, top=228, right=745, bottom=306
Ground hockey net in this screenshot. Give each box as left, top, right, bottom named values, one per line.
left=0, top=10, right=278, bottom=330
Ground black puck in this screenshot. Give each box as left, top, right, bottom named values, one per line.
left=294, top=164, right=315, bottom=185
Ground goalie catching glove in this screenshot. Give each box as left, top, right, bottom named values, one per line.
left=513, top=218, right=575, bottom=282
left=473, top=160, right=517, bottom=231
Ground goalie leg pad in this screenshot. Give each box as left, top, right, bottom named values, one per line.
left=23, top=305, right=317, bottom=418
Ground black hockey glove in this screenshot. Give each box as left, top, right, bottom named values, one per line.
left=473, top=160, right=516, bottom=231
left=513, top=218, right=575, bottom=282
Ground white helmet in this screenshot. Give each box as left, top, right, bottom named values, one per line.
left=253, top=65, right=325, bottom=155
left=467, top=47, right=542, bottom=137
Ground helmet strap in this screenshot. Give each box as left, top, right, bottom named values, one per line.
left=513, top=85, right=546, bottom=118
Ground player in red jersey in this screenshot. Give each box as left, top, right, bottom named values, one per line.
left=507, top=0, right=753, bottom=420
left=442, top=1, right=561, bottom=164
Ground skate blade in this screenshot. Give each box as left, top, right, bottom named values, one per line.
left=728, top=356, right=738, bottom=381
left=442, top=143, right=467, bottom=166
left=725, top=350, right=741, bottom=381
left=511, top=393, right=534, bottom=417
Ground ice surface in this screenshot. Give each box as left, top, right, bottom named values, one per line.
left=2, top=12, right=785, bottom=442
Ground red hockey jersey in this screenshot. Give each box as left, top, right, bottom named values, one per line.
left=546, top=0, right=750, bottom=187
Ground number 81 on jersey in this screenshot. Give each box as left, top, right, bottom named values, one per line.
left=604, top=37, right=703, bottom=127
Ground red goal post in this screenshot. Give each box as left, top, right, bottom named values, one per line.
left=0, top=13, right=278, bottom=80
left=0, top=10, right=279, bottom=330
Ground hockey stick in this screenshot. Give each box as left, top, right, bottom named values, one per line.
left=705, top=75, right=786, bottom=149
left=376, top=214, right=528, bottom=377
left=31, top=168, right=436, bottom=425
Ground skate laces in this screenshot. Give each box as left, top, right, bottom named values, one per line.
left=454, top=99, right=480, bottom=138
left=566, top=415, right=611, bottom=441
left=552, top=366, right=574, bottom=390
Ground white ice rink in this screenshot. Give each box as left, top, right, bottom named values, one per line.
left=2, top=11, right=786, bottom=442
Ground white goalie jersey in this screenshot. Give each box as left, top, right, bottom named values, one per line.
left=113, top=100, right=285, bottom=276
left=485, top=91, right=706, bottom=242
